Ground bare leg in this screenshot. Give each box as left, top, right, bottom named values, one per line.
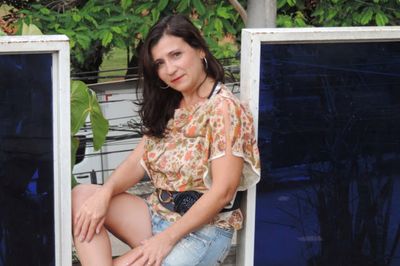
left=72, top=184, right=152, bottom=266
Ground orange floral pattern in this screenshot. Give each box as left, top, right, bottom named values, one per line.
left=140, top=85, right=260, bottom=230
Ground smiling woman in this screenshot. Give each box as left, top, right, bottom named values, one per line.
left=71, top=14, right=260, bottom=266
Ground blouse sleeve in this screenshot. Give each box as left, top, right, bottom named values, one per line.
left=205, top=94, right=261, bottom=191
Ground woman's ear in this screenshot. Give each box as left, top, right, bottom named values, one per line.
left=198, top=49, right=206, bottom=59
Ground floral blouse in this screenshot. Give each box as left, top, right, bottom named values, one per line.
left=140, top=83, right=260, bottom=230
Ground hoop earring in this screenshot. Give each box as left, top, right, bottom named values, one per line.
left=203, top=57, right=208, bottom=70
left=160, top=84, right=169, bottom=90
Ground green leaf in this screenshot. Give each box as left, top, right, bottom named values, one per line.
left=88, top=90, right=109, bottom=150
left=101, top=31, right=113, bottom=46
left=157, top=0, right=169, bottom=10
left=192, top=19, right=203, bottom=29
left=70, top=80, right=90, bottom=135
left=39, top=7, right=50, bottom=15
left=360, top=7, right=373, bottom=25
left=213, top=18, right=223, bottom=32
left=294, top=11, right=307, bottom=27
left=327, top=8, right=338, bottom=20
left=277, top=0, right=288, bottom=9
left=177, top=0, right=190, bottom=12
left=193, top=0, right=206, bottom=15
left=21, top=22, right=43, bottom=35
left=71, top=82, right=108, bottom=151
left=311, top=7, right=324, bottom=18
left=0, top=30, right=6, bottom=36
left=83, top=14, right=99, bottom=27
left=69, top=39, right=76, bottom=49
left=375, top=11, right=389, bottom=26
left=138, top=23, right=150, bottom=39
left=113, top=37, right=127, bottom=48
left=76, top=34, right=91, bottom=50
left=121, top=0, right=133, bottom=10
left=277, top=15, right=293, bottom=28
left=216, top=7, right=231, bottom=19
left=222, top=20, right=236, bottom=34
left=151, top=9, right=160, bottom=23
left=135, top=2, right=153, bottom=14
left=287, top=0, right=296, bottom=7
left=72, top=14, right=82, bottom=22
left=111, top=26, right=123, bottom=34
left=71, top=136, right=79, bottom=167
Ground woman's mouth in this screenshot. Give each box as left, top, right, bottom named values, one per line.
left=171, top=75, right=183, bottom=83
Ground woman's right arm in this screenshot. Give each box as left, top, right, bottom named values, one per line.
left=74, top=137, right=147, bottom=242
left=102, top=137, right=147, bottom=195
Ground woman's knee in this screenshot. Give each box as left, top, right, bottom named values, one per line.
left=71, top=184, right=100, bottom=215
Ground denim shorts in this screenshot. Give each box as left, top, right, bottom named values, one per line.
left=151, top=212, right=234, bottom=266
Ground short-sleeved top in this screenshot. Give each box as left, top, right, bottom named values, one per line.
left=140, top=83, right=260, bottom=230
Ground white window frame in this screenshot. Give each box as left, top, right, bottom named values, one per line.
left=239, top=26, right=400, bottom=266
left=0, top=35, right=71, bottom=266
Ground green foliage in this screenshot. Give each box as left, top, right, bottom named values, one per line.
left=71, top=80, right=109, bottom=151
left=172, top=1, right=243, bottom=59
left=16, top=0, right=243, bottom=74
left=277, top=0, right=400, bottom=27
left=70, top=80, right=109, bottom=187
left=20, top=21, right=42, bottom=35
left=18, top=1, right=139, bottom=72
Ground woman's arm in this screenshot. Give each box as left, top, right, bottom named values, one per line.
left=102, top=137, right=147, bottom=196
left=74, top=137, right=147, bottom=242
left=165, top=153, right=243, bottom=241
left=129, top=101, right=244, bottom=266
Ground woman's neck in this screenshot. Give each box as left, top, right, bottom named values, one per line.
left=180, top=77, right=215, bottom=108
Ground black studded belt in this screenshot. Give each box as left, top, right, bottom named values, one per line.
left=156, top=188, right=243, bottom=215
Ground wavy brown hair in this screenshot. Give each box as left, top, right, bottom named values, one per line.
left=137, top=14, right=225, bottom=138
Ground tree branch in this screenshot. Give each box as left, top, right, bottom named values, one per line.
left=228, top=0, right=247, bottom=25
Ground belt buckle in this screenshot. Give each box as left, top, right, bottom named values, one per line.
left=158, top=189, right=173, bottom=204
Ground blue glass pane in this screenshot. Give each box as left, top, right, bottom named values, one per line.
left=0, top=54, right=54, bottom=266
left=256, top=42, right=400, bottom=265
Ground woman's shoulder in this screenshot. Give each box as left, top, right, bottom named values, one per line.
left=210, top=84, right=239, bottom=107
left=215, top=84, right=237, bottom=100
left=211, top=84, right=251, bottom=113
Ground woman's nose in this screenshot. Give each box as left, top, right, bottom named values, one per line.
left=165, top=61, right=177, bottom=75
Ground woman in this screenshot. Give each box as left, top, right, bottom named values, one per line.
left=72, top=14, right=260, bottom=266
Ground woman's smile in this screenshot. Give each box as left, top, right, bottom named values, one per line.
left=171, top=75, right=184, bottom=83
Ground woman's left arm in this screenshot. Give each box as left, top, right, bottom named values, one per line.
left=164, top=153, right=243, bottom=241
left=130, top=100, right=245, bottom=266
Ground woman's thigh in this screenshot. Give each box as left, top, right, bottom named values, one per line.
left=152, top=213, right=233, bottom=266
left=72, top=184, right=152, bottom=248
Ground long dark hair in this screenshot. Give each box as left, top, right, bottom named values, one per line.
left=137, top=14, right=225, bottom=138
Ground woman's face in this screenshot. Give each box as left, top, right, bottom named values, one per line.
left=151, top=34, right=206, bottom=94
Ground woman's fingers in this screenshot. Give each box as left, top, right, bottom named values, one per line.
left=154, top=258, right=162, bottom=266
left=129, top=247, right=145, bottom=266
left=79, top=215, right=91, bottom=242
left=96, top=217, right=106, bottom=234
left=73, top=211, right=84, bottom=237
left=85, top=217, right=100, bottom=242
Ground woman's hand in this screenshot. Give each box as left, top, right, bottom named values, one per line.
left=73, top=186, right=112, bottom=243
left=127, top=232, right=175, bottom=266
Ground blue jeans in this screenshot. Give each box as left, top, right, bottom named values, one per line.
left=151, top=212, right=233, bottom=266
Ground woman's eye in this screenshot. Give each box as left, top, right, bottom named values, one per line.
left=173, top=52, right=182, bottom=58
left=154, top=61, right=164, bottom=69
